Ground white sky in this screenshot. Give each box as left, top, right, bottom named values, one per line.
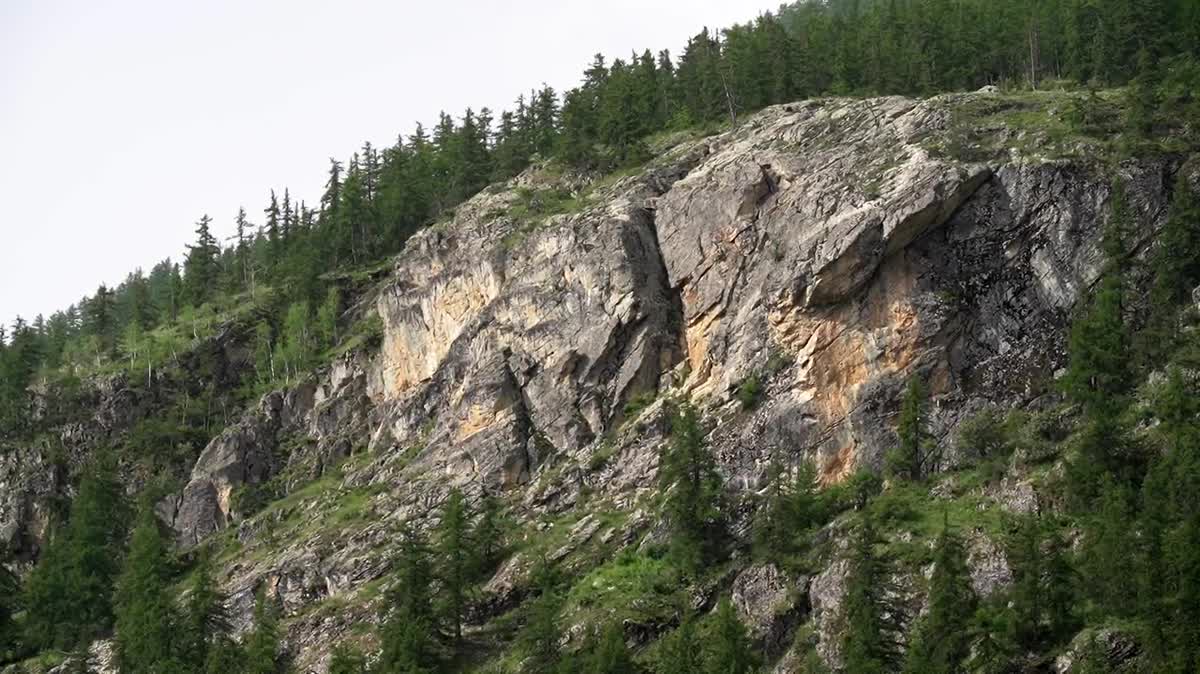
left=0, top=0, right=776, bottom=328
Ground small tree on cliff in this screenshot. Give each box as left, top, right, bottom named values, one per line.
left=886, top=376, right=936, bottom=481
left=436, top=489, right=472, bottom=642
left=182, top=549, right=230, bottom=666
left=244, top=587, right=281, bottom=674
left=377, top=522, right=438, bottom=673
left=659, top=402, right=725, bottom=571
left=22, top=458, right=127, bottom=650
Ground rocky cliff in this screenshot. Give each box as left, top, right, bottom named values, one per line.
left=3, top=90, right=1194, bottom=673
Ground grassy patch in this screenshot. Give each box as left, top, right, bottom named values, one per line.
left=867, top=478, right=1007, bottom=568
left=928, top=89, right=1128, bottom=162
left=563, top=549, right=684, bottom=627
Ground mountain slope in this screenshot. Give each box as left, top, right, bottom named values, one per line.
left=4, top=88, right=1200, bottom=673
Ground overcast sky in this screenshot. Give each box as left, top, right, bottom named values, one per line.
left=0, top=0, right=776, bottom=328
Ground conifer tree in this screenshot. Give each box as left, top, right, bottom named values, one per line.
left=181, top=550, right=229, bottom=667
left=520, top=558, right=564, bottom=673
left=377, top=522, right=438, bottom=674
left=1006, top=514, right=1043, bottom=647
left=436, top=489, right=472, bottom=642
left=23, top=459, right=127, bottom=650
left=1163, top=513, right=1200, bottom=671
left=203, top=635, right=245, bottom=674
left=903, top=515, right=976, bottom=673
left=183, top=215, right=220, bottom=308
left=244, top=587, right=281, bottom=674
left=316, top=287, right=340, bottom=350
left=659, top=402, right=724, bottom=571
left=1080, top=478, right=1137, bottom=618
left=114, top=504, right=181, bottom=672
left=328, top=643, right=368, bottom=674
left=1006, top=514, right=1077, bottom=649
left=585, top=622, right=639, bottom=674
left=656, top=613, right=703, bottom=674
left=1062, top=183, right=1133, bottom=417
left=472, top=492, right=504, bottom=577
left=1143, top=176, right=1200, bottom=361
left=841, top=519, right=899, bottom=673
left=706, top=598, right=758, bottom=674
left=886, top=376, right=934, bottom=481
left=234, top=206, right=252, bottom=290
left=754, top=459, right=821, bottom=562
left=0, top=560, right=19, bottom=660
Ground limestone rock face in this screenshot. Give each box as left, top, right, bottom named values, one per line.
left=371, top=158, right=694, bottom=491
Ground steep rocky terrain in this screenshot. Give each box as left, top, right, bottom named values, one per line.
left=3, top=90, right=1195, bottom=673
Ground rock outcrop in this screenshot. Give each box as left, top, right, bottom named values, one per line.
left=4, top=91, right=1194, bottom=672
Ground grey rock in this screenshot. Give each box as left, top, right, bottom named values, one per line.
left=731, top=564, right=805, bottom=657
left=966, top=532, right=1012, bottom=598
left=1054, top=627, right=1145, bottom=673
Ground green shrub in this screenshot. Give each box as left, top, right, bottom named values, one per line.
left=622, top=390, right=657, bottom=421
left=736, top=374, right=763, bottom=410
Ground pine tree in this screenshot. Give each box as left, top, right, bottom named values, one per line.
left=1080, top=477, right=1137, bottom=618
left=436, top=489, right=472, bottom=642
left=903, top=515, right=977, bottom=673
left=316, top=287, right=340, bottom=350
left=377, top=522, right=438, bottom=674
left=0, top=560, right=19, bottom=660
left=472, top=491, right=504, bottom=577
left=754, top=459, right=821, bottom=562
left=886, top=376, right=935, bottom=481
left=585, top=622, right=639, bottom=674
left=705, top=598, right=758, bottom=674
left=656, top=614, right=703, bottom=674
left=520, top=558, right=563, bottom=673
left=659, top=402, right=724, bottom=571
left=183, top=215, right=220, bottom=308
left=181, top=550, right=229, bottom=667
left=328, top=643, right=368, bottom=674
left=1061, top=182, right=1133, bottom=417
left=114, top=504, right=181, bottom=672
left=234, top=206, right=253, bottom=291
left=203, top=635, right=245, bottom=674
left=22, top=458, right=127, bottom=650
left=1006, top=514, right=1043, bottom=647
left=1143, top=176, right=1200, bottom=362
left=841, top=519, right=899, bottom=673
left=244, top=587, right=281, bottom=674
left=1162, top=512, right=1200, bottom=671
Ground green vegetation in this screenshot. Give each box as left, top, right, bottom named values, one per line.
left=114, top=506, right=182, bottom=672
left=21, top=458, right=127, bottom=652
left=885, top=376, right=936, bottom=482
left=2, top=0, right=1200, bottom=672
left=735, top=374, right=762, bottom=411
left=658, top=402, right=725, bottom=572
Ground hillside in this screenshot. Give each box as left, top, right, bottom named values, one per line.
left=4, top=2, right=1200, bottom=674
